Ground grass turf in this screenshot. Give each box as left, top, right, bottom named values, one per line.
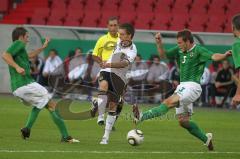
left=0, top=95, right=240, bottom=159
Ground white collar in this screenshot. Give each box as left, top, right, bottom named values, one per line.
left=188, top=44, right=196, bottom=52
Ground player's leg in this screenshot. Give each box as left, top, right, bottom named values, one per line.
left=46, top=100, right=79, bottom=143
left=133, top=94, right=180, bottom=123
left=112, top=98, right=124, bottom=131
left=13, top=83, right=46, bottom=139
left=100, top=73, right=125, bottom=144
left=177, top=105, right=214, bottom=151
left=100, top=101, right=118, bottom=144
left=97, top=79, right=109, bottom=125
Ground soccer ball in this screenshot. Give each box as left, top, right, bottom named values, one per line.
left=127, top=129, right=144, bottom=146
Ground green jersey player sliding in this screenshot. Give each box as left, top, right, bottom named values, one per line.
left=2, top=27, right=79, bottom=143
left=133, top=29, right=231, bottom=151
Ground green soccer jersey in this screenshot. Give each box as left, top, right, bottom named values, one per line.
left=6, top=40, right=34, bottom=92
left=166, top=44, right=214, bottom=83
left=232, top=37, right=240, bottom=69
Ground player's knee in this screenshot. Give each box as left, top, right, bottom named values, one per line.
left=116, top=100, right=124, bottom=115
left=46, top=100, right=56, bottom=111
left=108, top=111, right=117, bottom=116
left=163, top=98, right=173, bottom=107
left=178, top=116, right=190, bottom=129
left=99, top=80, right=108, bottom=91
left=109, top=102, right=117, bottom=111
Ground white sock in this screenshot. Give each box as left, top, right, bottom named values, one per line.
left=98, top=94, right=108, bottom=120
left=103, top=115, right=116, bottom=140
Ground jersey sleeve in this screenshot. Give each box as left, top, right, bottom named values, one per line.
left=165, top=46, right=179, bottom=59
left=92, top=37, right=103, bottom=57
left=198, top=46, right=214, bottom=62
left=232, top=42, right=240, bottom=69
left=6, top=40, right=25, bottom=56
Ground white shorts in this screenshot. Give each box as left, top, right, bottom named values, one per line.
left=174, top=82, right=202, bottom=115
left=13, top=82, right=51, bottom=109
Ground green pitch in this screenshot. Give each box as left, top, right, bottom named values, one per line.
left=0, top=95, right=240, bottom=159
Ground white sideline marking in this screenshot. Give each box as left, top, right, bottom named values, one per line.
left=0, top=150, right=240, bottom=154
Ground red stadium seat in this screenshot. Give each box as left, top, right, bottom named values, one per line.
left=81, top=11, right=101, bottom=27
left=47, top=17, right=63, bottom=26
left=67, top=9, right=84, bottom=20
left=84, top=0, right=101, bottom=10
left=207, top=0, right=228, bottom=15
left=189, top=0, right=209, bottom=15
left=0, top=0, right=9, bottom=13
left=188, top=14, right=208, bottom=32
left=154, top=1, right=172, bottom=14
left=64, top=19, right=80, bottom=26
left=118, top=0, right=136, bottom=12
left=101, top=1, right=118, bottom=11
left=99, top=10, right=119, bottom=27
left=51, top=0, right=66, bottom=9
left=169, top=14, right=190, bottom=31
left=206, top=16, right=226, bottom=32
left=119, top=11, right=137, bottom=24
left=50, top=7, right=67, bottom=19
left=31, top=15, right=46, bottom=25
left=135, top=1, right=154, bottom=13
left=172, top=0, right=192, bottom=13
left=151, top=13, right=172, bottom=30
left=68, top=0, right=84, bottom=10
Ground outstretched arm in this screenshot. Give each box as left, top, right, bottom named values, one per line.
left=155, top=32, right=166, bottom=59
left=28, top=37, right=50, bottom=58
left=211, top=50, right=232, bottom=61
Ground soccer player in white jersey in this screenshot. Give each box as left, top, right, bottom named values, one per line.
left=99, top=23, right=137, bottom=144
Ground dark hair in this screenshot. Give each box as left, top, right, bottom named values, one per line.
left=108, top=16, right=119, bottom=24
left=150, top=54, right=160, bottom=61
left=232, top=14, right=240, bottom=31
left=177, top=29, right=194, bottom=43
left=119, top=23, right=135, bottom=39
left=49, top=49, right=58, bottom=55
left=12, top=27, right=28, bottom=42
left=75, top=47, right=82, bottom=52
left=136, top=54, right=142, bottom=59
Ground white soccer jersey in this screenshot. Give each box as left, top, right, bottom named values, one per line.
left=100, top=41, right=137, bottom=83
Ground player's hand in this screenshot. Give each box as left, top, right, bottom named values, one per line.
left=155, top=32, right=162, bottom=44
left=224, top=50, right=232, bottom=57
left=102, top=62, right=111, bottom=68
left=42, top=37, right=50, bottom=49
left=16, top=67, right=25, bottom=75
left=232, top=94, right=240, bottom=106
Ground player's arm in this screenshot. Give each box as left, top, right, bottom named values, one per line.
left=28, top=37, right=50, bottom=58
left=103, top=60, right=129, bottom=68
left=92, top=37, right=104, bottom=65
left=92, top=55, right=102, bottom=64
left=211, top=50, right=232, bottom=61
left=1, top=52, right=25, bottom=75
left=155, top=32, right=178, bottom=60
left=155, top=32, right=166, bottom=59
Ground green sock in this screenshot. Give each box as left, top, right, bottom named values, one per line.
left=185, top=121, right=208, bottom=143
left=141, top=103, right=169, bottom=122
left=49, top=110, right=69, bottom=138
left=25, top=107, right=41, bottom=129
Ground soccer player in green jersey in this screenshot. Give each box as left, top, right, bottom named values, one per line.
left=133, top=29, right=231, bottom=151
left=2, top=27, right=79, bottom=143
left=231, top=14, right=240, bottom=106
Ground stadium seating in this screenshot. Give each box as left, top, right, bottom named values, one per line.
left=0, top=0, right=239, bottom=33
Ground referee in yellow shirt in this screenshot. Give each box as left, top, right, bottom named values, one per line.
left=92, top=16, right=122, bottom=126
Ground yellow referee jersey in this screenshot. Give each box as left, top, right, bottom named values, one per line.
left=93, top=32, right=119, bottom=61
